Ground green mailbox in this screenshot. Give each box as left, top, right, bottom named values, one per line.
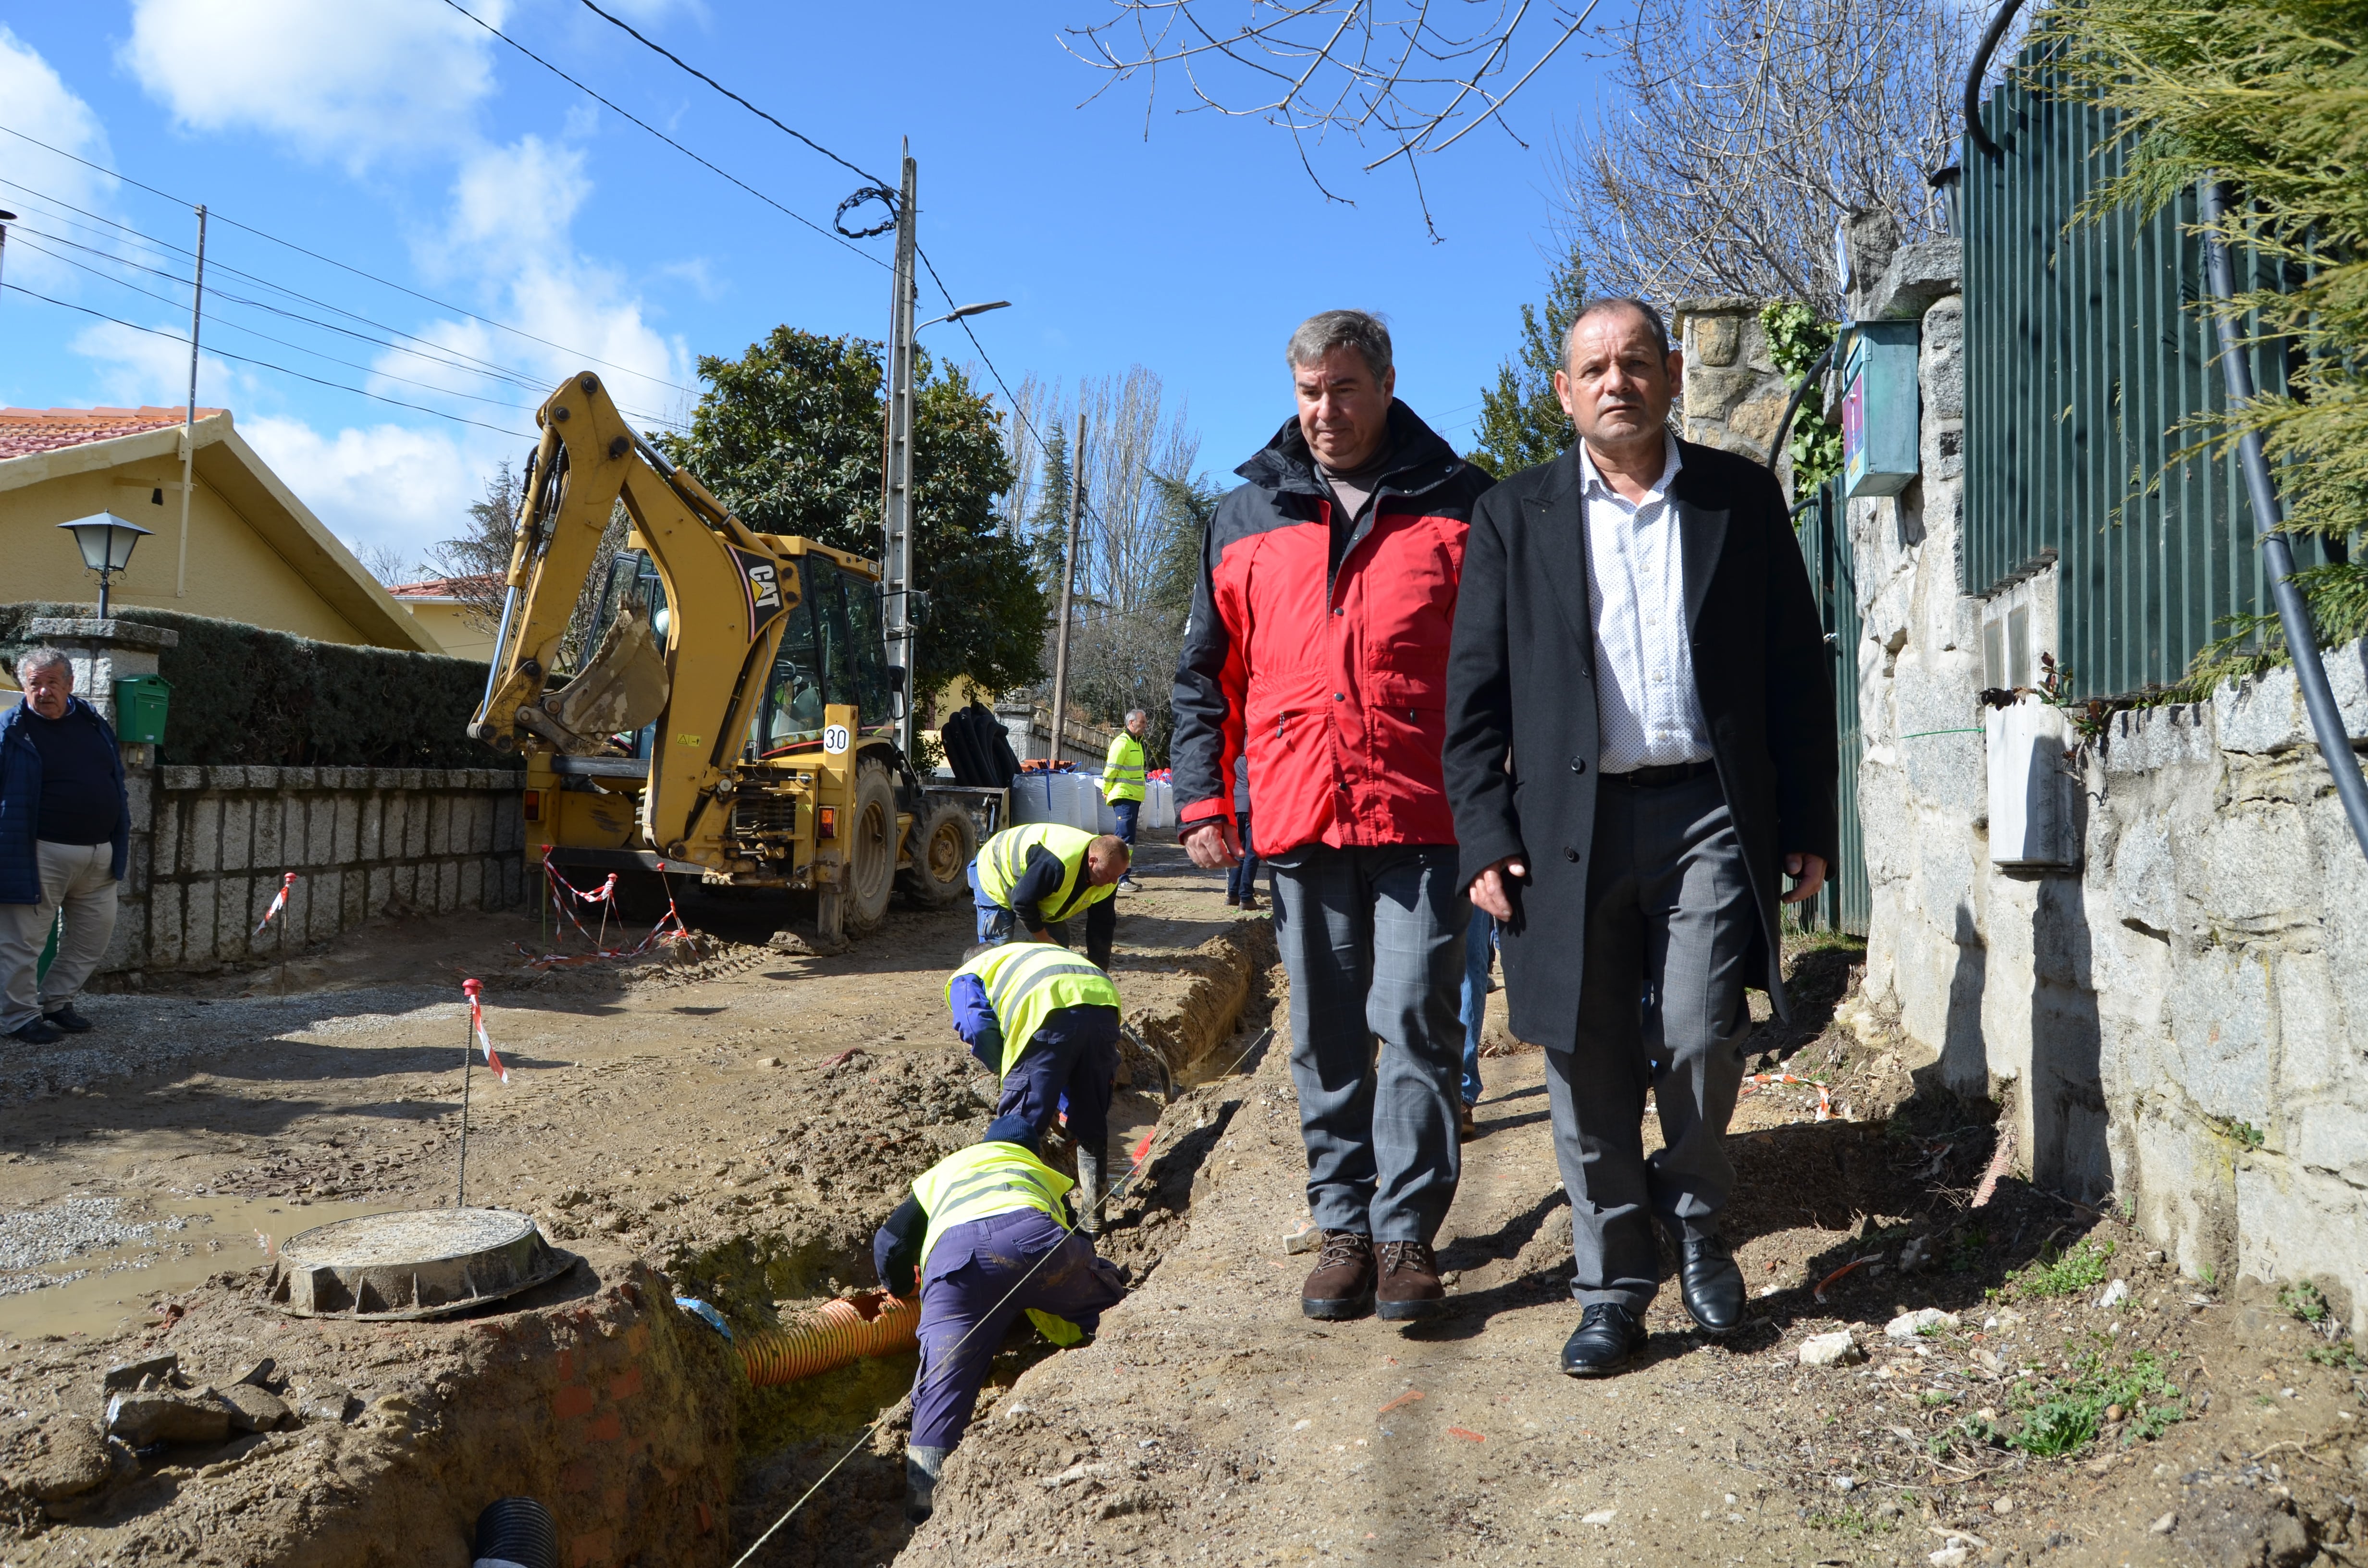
left=1840, top=320, right=1921, bottom=499
left=113, top=673, right=172, bottom=745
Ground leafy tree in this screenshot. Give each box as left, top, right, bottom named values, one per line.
left=1760, top=302, right=1844, bottom=495
left=425, top=460, right=526, bottom=631
left=1468, top=252, right=1587, bottom=478
left=660, top=327, right=1046, bottom=701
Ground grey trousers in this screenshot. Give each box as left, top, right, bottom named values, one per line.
left=1270, top=844, right=1466, bottom=1244
left=1, top=841, right=120, bottom=1032
left=1546, top=771, right=1756, bottom=1312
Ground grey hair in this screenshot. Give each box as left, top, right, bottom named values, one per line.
left=1125, top=709, right=1147, bottom=724
left=1286, top=309, right=1394, bottom=381
left=1564, top=297, right=1673, bottom=364
left=14, top=647, right=71, bottom=684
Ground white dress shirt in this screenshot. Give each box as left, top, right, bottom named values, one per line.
left=1579, top=434, right=1713, bottom=772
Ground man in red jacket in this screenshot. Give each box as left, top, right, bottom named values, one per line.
left=1172, top=310, right=1495, bottom=1322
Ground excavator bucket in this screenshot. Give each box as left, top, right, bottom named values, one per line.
left=541, top=609, right=670, bottom=754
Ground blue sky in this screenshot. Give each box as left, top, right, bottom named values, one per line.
left=0, top=2, right=1603, bottom=567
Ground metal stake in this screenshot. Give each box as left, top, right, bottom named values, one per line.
left=456, top=988, right=477, bottom=1207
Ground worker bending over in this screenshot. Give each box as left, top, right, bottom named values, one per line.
left=968, top=822, right=1127, bottom=969
left=876, top=1118, right=1127, bottom=1523
left=948, top=939, right=1123, bottom=1229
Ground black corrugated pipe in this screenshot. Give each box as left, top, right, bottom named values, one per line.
left=1963, top=0, right=2027, bottom=160
left=1764, top=338, right=1838, bottom=473
left=2196, top=178, right=2368, bottom=864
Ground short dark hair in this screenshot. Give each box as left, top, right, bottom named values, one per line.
left=1287, top=309, right=1394, bottom=381
left=1565, top=297, right=1672, bottom=364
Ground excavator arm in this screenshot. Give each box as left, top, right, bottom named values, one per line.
left=470, top=372, right=801, bottom=864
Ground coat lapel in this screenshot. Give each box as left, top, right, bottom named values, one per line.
left=1676, top=487, right=1728, bottom=632
left=1525, top=448, right=1595, bottom=674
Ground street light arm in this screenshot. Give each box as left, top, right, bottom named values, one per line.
left=918, top=300, right=1011, bottom=331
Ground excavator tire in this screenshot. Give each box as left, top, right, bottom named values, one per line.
left=898, top=799, right=976, bottom=908
left=845, top=757, right=899, bottom=934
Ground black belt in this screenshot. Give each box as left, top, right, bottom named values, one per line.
left=1600, top=759, right=1717, bottom=788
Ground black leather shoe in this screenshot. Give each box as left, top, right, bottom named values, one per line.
left=1560, top=1303, right=1647, bottom=1376
left=1676, top=1232, right=1745, bottom=1334
left=43, top=1005, right=94, bottom=1034
left=7, top=1017, right=64, bottom=1045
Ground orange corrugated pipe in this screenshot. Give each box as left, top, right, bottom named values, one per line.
left=740, top=1290, right=921, bottom=1386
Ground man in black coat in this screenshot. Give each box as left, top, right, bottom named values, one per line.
left=1443, top=297, right=1837, bottom=1376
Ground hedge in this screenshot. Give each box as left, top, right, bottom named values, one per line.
left=0, top=601, right=519, bottom=769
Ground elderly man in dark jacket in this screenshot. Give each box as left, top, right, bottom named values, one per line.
left=1, top=649, right=130, bottom=1044
left=1444, top=298, right=1836, bottom=1376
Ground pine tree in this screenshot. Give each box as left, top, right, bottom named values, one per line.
left=1028, top=426, right=1075, bottom=588
left=1468, top=252, right=1589, bottom=478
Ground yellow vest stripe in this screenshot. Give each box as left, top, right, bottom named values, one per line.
left=974, top=823, right=1112, bottom=925
left=949, top=943, right=1122, bottom=1078
left=1103, top=735, right=1147, bottom=802
left=911, top=1142, right=1073, bottom=1274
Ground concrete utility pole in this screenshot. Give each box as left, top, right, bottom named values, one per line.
left=178, top=203, right=206, bottom=599
left=882, top=143, right=919, bottom=758
left=1047, top=409, right=1086, bottom=767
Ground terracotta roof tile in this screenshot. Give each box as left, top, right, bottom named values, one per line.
left=385, top=575, right=499, bottom=600
left=0, top=406, right=226, bottom=461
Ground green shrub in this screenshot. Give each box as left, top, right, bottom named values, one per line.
left=2007, top=1237, right=2115, bottom=1299
left=2006, top=1344, right=2185, bottom=1457
left=0, top=601, right=517, bottom=770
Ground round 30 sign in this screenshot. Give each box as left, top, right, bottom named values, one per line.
left=822, top=724, right=851, bottom=755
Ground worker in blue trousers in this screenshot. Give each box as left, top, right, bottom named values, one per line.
left=947, top=939, right=1124, bottom=1231
left=875, top=1119, right=1127, bottom=1523
left=967, top=821, right=1129, bottom=970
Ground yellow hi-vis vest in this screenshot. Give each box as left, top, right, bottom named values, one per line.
left=973, top=823, right=1114, bottom=926
left=1102, top=733, right=1147, bottom=802
left=911, top=1140, right=1074, bottom=1277
left=947, top=941, right=1122, bottom=1078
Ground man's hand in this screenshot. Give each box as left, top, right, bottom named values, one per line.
left=1025, top=927, right=1054, bottom=943
left=1182, top=820, right=1241, bottom=870
left=1780, top=852, right=1828, bottom=905
left=1469, top=855, right=1527, bottom=920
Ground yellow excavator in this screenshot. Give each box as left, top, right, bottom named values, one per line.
left=468, top=371, right=1000, bottom=944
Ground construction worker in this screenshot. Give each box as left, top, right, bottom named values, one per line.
left=1102, top=710, right=1148, bottom=892
left=947, top=939, right=1122, bottom=1230
left=875, top=1117, right=1127, bottom=1523
left=967, top=821, right=1127, bottom=969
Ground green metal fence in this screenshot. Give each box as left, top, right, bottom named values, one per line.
left=1795, top=482, right=1869, bottom=937
left=1961, top=45, right=2324, bottom=698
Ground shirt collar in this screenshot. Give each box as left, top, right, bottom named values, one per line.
left=1577, top=433, right=1683, bottom=509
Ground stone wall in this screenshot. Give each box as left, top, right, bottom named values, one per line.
left=1827, top=257, right=2368, bottom=1332
left=1672, top=296, right=1791, bottom=472
left=136, top=766, right=524, bottom=972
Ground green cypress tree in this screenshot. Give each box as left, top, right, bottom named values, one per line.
left=1468, top=252, right=1589, bottom=478
left=1028, top=426, right=1075, bottom=587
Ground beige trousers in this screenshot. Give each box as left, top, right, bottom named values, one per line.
left=1, top=842, right=119, bottom=1032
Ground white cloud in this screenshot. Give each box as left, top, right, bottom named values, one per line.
left=121, top=0, right=505, bottom=167
left=0, top=26, right=118, bottom=294
left=242, top=415, right=493, bottom=563
left=69, top=320, right=239, bottom=410
left=439, top=136, right=590, bottom=257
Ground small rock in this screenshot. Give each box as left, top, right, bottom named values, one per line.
left=1899, top=1237, right=1934, bottom=1273
left=1991, top=1496, right=2013, bottom=1515
left=105, top=1392, right=231, bottom=1447
left=1800, top=1331, right=1865, bottom=1367
left=218, top=1384, right=290, bottom=1433
left=1580, top=1508, right=1616, bottom=1525
left=295, top=1385, right=358, bottom=1424
left=1929, top=1548, right=1969, bottom=1568
left=1284, top=1223, right=1320, bottom=1256
left=1887, top=1308, right=1958, bottom=1338
left=1876, top=1502, right=1904, bottom=1519
left=2149, top=1511, right=2177, bottom=1535
left=758, top=1056, right=784, bottom=1069
left=2097, top=1278, right=2130, bottom=1309
left=2, top=1415, right=112, bottom=1501
left=234, top=1358, right=276, bottom=1389
left=101, top=1352, right=178, bottom=1393
left=1831, top=1474, right=1857, bottom=1493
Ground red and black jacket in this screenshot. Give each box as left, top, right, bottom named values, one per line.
left=1170, top=403, right=1496, bottom=855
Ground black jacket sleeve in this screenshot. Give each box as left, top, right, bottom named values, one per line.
left=873, top=1194, right=926, bottom=1297
left=1443, top=484, right=1528, bottom=889
left=1006, top=845, right=1066, bottom=931
left=1169, top=490, right=1246, bottom=829
left=1756, top=476, right=1840, bottom=864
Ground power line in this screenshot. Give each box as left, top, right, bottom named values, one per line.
left=3, top=282, right=534, bottom=440
left=434, top=0, right=888, bottom=272
left=0, top=120, right=703, bottom=399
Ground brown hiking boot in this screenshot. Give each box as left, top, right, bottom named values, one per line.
left=1301, top=1231, right=1375, bottom=1320
left=1375, top=1240, right=1448, bottom=1322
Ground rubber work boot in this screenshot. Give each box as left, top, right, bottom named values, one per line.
left=1074, top=1146, right=1109, bottom=1237
left=1374, top=1240, right=1448, bottom=1321
left=905, top=1444, right=948, bottom=1524
left=1300, top=1230, right=1375, bottom=1320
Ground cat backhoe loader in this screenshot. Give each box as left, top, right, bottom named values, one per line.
left=469, top=371, right=1000, bottom=944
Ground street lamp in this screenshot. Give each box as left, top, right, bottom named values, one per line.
left=919, top=300, right=1010, bottom=331
left=58, top=513, right=152, bottom=616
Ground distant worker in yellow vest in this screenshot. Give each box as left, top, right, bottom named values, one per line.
left=1102, top=710, right=1148, bottom=892
left=947, top=940, right=1123, bottom=1230
left=875, top=1124, right=1126, bottom=1523
left=966, top=821, right=1127, bottom=969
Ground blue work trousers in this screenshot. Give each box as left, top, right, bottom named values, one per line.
left=1225, top=816, right=1263, bottom=902
left=1111, top=798, right=1139, bottom=847
left=911, top=1209, right=1126, bottom=1452
left=995, top=1003, right=1120, bottom=1154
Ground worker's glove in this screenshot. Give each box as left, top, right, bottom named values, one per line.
left=966, top=1026, right=1005, bottom=1076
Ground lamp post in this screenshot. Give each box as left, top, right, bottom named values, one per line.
left=58, top=513, right=153, bottom=617
left=919, top=300, right=1011, bottom=332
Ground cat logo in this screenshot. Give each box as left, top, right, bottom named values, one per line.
left=730, top=547, right=791, bottom=638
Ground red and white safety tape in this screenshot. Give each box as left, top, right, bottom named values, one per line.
left=251, top=871, right=296, bottom=937
left=460, top=977, right=510, bottom=1083
left=521, top=861, right=692, bottom=969
left=1740, top=1070, right=1833, bottom=1121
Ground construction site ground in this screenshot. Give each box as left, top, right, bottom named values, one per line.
left=0, top=838, right=2361, bottom=1568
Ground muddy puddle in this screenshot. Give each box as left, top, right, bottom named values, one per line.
left=0, top=1194, right=399, bottom=1339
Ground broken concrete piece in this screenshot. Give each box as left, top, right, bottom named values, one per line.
left=2097, top=1278, right=2130, bottom=1309
left=1, top=1415, right=112, bottom=1502
left=105, top=1392, right=232, bottom=1447
left=1800, top=1331, right=1865, bottom=1367
left=218, top=1383, right=291, bottom=1433
left=234, top=1358, right=276, bottom=1389
left=1886, top=1308, right=1958, bottom=1338
left=100, top=1352, right=178, bottom=1393
left=1284, top=1223, right=1320, bottom=1255
left=295, top=1385, right=358, bottom=1424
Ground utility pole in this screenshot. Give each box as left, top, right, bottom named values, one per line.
left=178, top=204, right=207, bottom=599
left=1047, top=409, right=1086, bottom=767
left=882, top=143, right=919, bottom=758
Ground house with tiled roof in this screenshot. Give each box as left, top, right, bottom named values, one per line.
left=0, top=405, right=436, bottom=653
left=383, top=573, right=502, bottom=662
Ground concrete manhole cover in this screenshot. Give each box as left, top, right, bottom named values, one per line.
left=266, top=1208, right=576, bottom=1321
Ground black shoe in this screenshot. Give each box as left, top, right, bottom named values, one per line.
left=7, top=1017, right=64, bottom=1045
left=43, top=1005, right=94, bottom=1034
left=1560, top=1303, right=1647, bottom=1376
left=1675, top=1232, right=1745, bottom=1334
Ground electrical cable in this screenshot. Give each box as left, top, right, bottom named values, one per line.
left=433, top=0, right=888, bottom=271
left=2, top=282, right=533, bottom=439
